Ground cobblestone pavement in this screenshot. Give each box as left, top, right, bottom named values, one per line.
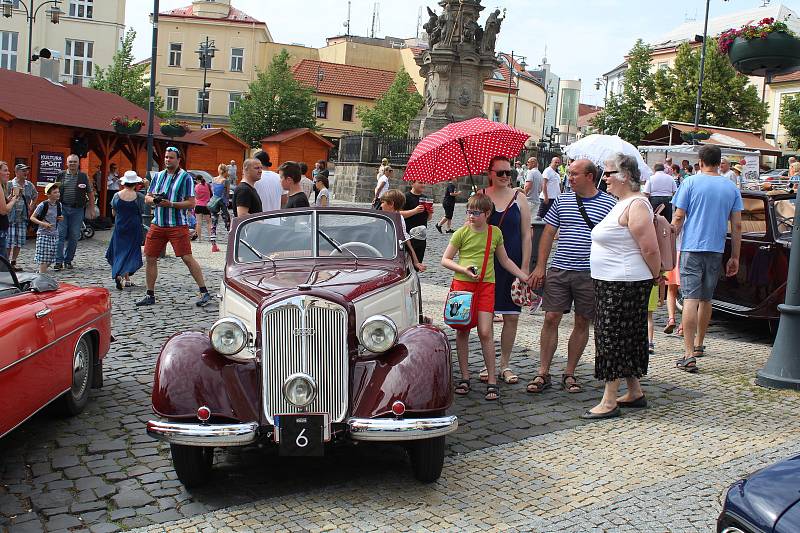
left=0, top=202, right=795, bottom=533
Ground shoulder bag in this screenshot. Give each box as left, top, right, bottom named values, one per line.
left=443, top=226, right=493, bottom=330
left=575, top=194, right=596, bottom=229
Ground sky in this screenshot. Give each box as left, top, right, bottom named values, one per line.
left=127, top=0, right=799, bottom=107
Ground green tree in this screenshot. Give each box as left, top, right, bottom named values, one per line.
left=230, top=49, right=317, bottom=147
left=357, top=69, right=423, bottom=136
left=590, top=39, right=660, bottom=145
left=651, top=39, right=768, bottom=130
left=779, top=93, right=800, bottom=143
left=91, top=29, right=168, bottom=115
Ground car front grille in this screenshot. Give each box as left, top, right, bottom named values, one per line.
left=261, top=296, right=349, bottom=424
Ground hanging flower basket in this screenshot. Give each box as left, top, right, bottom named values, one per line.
left=111, top=115, right=143, bottom=135
left=160, top=122, right=189, bottom=138
left=681, top=130, right=711, bottom=142
left=719, top=19, right=800, bottom=76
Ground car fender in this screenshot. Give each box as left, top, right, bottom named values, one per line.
left=151, top=332, right=260, bottom=422
left=351, top=324, right=452, bottom=418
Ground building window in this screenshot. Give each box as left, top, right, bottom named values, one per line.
left=316, top=101, right=328, bottom=119
left=531, top=107, right=537, bottom=124
left=342, top=103, right=354, bottom=122
left=492, top=70, right=504, bottom=81
left=228, top=92, right=242, bottom=115
left=0, top=31, right=19, bottom=71
left=63, top=39, right=93, bottom=84
left=197, top=90, right=209, bottom=114
left=657, top=62, right=668, bottom=70
left=69, top=0, right=93, bottom=19
left=169, top=43, right=182, bottom=67
left=559, top=88, right=579, bottom=125
left=166, top=88, right=179, bottom=111
left=230, top=48, right=244, bottom=72
left=492, top=102, right=503, bottom=122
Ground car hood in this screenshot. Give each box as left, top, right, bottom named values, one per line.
left=226, top=263, right=405, bottom=304
left=725, top=454, right=800, bottom=530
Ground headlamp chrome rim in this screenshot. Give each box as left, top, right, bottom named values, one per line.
left=359, top=314, right=398, bottom=353
left=282, top=373, right=317, bottom=407
left=209, top=316, right=248, bottom=355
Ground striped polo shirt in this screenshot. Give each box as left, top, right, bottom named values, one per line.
left=544, top=190, right=616, bottom=271
left=149, top=168, right=193, bottom=227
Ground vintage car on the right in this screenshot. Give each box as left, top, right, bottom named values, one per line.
left=717, top=453, right=800, bottom=533
left=709, top=190, right=793, bottom=334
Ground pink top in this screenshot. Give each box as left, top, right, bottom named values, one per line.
left=195, top=182, right=212, bottom=206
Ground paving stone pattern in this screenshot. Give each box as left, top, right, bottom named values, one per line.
left=0, top=202, right=793, bottom=533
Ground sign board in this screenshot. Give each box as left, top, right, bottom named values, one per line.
left=743, top=155, right=760, bottom=181
left=37, top=151, right=65, bottom=186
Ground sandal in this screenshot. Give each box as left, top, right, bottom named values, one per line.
left=485, top=384, right=499, bottom=401
left=561, top=374, right=582, bottom=393
left=114, top=276, right=123, bottom=291
left=693, top=345, right=706, bottom=358
left=499, top=368, right=519, bottom=384
left=454, top=379, right=471, bottom=395
left=664, top=318, right=676, bottom=334
left=479, top=367, right=489, bottom=383
left=676, top=324, right=684, bottom=336
left=676, top=356, right=698, bottom=373
left=526, top=374, right=551, bottom=393
left=124, top=280, right=136, bottom=288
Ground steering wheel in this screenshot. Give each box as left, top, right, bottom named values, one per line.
left=328, top=242, right=382, bottom=258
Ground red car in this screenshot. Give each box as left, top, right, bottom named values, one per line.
left=147, top=208, right=457, bottom=487
left=0, top=256, right=112, bottom=438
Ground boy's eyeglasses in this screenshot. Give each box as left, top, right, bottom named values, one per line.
left=466, top=209, right=486, bottom=217
left=492, top=170, right=513, bottom=177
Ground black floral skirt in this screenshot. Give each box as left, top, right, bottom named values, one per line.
left=593, top=279, right=652, bottom=381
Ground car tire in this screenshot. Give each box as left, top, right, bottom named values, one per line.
left=83, top=225, right=95, bottom=239
left=170, top=444, right=213, bottom=488
left=60, top=336, right=93, bottom=416
left=409, top=435, right=445, bottom=483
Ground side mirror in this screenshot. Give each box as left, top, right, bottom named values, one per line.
left=31, top=274, right=59, bottom=293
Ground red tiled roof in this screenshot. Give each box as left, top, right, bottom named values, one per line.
left=160, top=5, right=262, bottom=24
left=579, top=103, right=603, bottom=117
left=291, top=60, right=417, bottom=100
left=484, top=65, right=518, bottom=93
left=772, top=70, right=800, bottom=84
left=0, top=69, right=202, bottom=143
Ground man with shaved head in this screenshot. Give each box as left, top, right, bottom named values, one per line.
left=233, top=158, right=263, bottom=217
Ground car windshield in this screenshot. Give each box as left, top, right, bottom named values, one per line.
left=235, top=211, right=398, bottom=263
left=774, top=198, right=795, bottom=236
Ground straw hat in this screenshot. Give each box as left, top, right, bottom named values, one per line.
left=732, top=164, right=743, bottom=174
left=44, top=182, right=60, bottom=195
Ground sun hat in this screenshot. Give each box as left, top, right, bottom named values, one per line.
left=121, top=170, right=143, bottom=185
left=732, top=164, right=743, bottom=174
left=44, top=182, right=60, bottom=195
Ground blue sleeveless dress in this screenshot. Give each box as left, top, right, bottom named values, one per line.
left=105, top=194, right=144, bottom=278
left=489, top=193, right=523, bottom=314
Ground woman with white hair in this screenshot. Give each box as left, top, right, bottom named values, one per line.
left=583, top=153, right=661, bottom=419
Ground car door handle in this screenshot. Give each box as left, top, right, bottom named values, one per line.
left=35, top=308, right=51, bottom=319
left=759, top=245, right=772, bottom=250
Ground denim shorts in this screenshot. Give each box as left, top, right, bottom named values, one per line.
left=680, top=251, right=723, bottom=301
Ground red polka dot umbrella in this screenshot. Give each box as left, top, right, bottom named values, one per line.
left=403, top=117, right=530, bottom=187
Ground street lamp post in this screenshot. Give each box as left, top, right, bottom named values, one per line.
left=2, top=0, right=62, bottom=74
left=314, top=64, right=324, bottom=116
left=196, top=37, right=217, bottom=128
left=146, top=0, right=159, bottom=175
left=501, top=51, right=527, bottom=125
left=594, top=77, right=608, bottom=133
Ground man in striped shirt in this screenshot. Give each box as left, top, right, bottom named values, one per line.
left=527, top=159, right=616, bottom=394
left=137, top=147, right=211, bottom=307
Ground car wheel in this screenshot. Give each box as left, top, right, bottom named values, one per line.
left=409, top=435, right=445, bottom=483
left=60, top=336, right=93, bottom=415
left=83, top=225, right=95, bottom=239
left=170, top=444, right=214, bottom=488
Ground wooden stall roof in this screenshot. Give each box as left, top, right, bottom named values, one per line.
left=642, top=121, right=781, bottom=157
left=261, top=128, right=334, bottom=147
left=0, top=69, right=203, bottom=144
left=185, top=127, right=250, bottom=148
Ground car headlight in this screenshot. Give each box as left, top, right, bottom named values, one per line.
left=359, top=315, right=398, bottom=353
left=209, top=317, right=248, bottom=355
left=283, top=373, right=316, bottom=407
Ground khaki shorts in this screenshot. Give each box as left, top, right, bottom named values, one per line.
left=542, top=268, right=595, bottom=319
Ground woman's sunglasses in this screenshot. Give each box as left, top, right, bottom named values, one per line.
left=492, top=170, right=513, bottom=177
left=603, top=170, right=620, bottom=177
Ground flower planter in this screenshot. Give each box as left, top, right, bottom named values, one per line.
left=114, top=123, right=142, bottom=135
left=728, top=31, right=800, bottom=76
left=681, top=132, right=711, bottom=142
left=160, top=124, right=187, bottom=138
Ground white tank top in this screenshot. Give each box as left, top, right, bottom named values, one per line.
left=590, top=195, right=653, bottom=282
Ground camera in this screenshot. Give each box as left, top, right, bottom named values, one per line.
left=152, top=193, right=167, bottom=205
left=467, top=266, right=478, bottom=275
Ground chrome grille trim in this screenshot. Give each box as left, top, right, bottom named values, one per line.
left=262, top=296, right=349, bottom=424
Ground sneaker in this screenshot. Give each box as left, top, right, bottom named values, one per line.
left=435, top=224, right=443, bottom=234
left=65, top=262, right=73, bottom=270
left=53, top=263, right=63, bottom=271
left=196, top=292, right=212, bottom=307
left=136, top=295, right=156, bottom=306
left=648, top=342, right=655, bottom=355
left=446, top=229, right=455, bottom=234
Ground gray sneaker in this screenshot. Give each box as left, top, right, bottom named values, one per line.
left=136, top=295, right=156, bottom=306
left=196, top=292, right=211, bottom=307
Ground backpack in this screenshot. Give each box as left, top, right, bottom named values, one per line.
left=654, top=204, right=677, bottom=272
left=34, top=201, right=62, bottom=221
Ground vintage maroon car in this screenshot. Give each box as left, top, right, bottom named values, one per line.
left=710, top=190, right=793, bottom=333
left=147, top=208, right=457, bottom=487
left=0, top=256, right=112, bottom=438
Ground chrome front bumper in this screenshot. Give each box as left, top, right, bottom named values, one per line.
left=347, top=415, right=458, bottom=441
left=147, top=420, right=259, bottom=447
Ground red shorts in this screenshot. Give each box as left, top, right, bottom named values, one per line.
left=450, top=280, right=495, bottom=314
left=143, top=225, right=193, bottom=258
